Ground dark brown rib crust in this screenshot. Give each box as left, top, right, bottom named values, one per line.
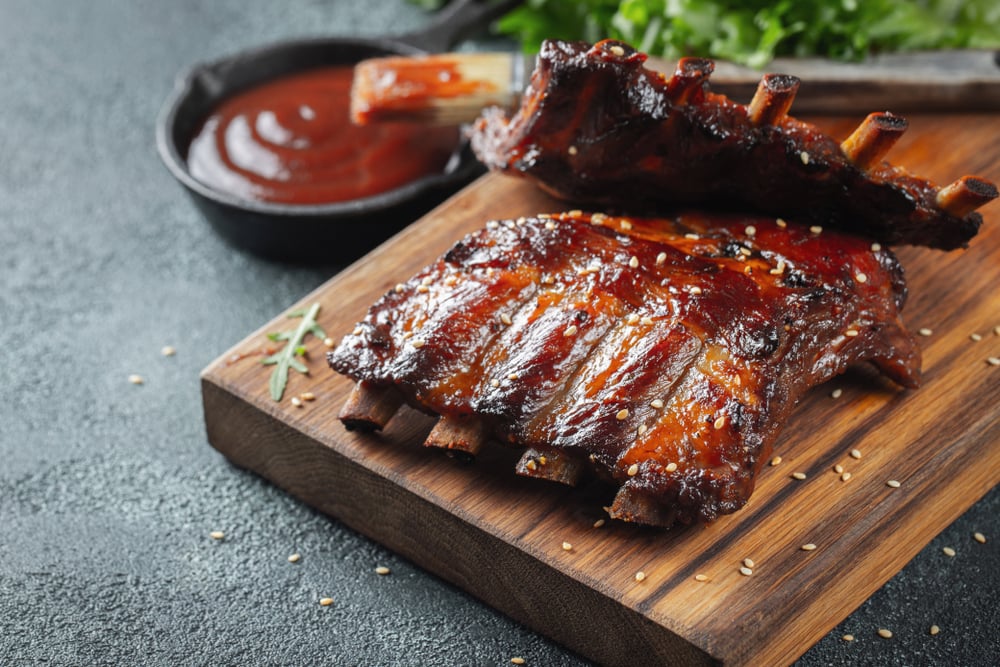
left=328, top=212, right=921, bottom=527
left=470, top=39, right=996, bottom=250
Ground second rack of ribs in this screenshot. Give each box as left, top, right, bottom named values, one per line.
left=328, top=212, right=920, bottom=528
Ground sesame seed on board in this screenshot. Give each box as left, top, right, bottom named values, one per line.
left=375, top=566, right=391, bottom=575
left=209, top=531, right=224, bottom=540
left=973, top=532, right=987, bottom=544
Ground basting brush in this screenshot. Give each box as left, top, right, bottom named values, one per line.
left=350, top=48, right=1000, bottom=125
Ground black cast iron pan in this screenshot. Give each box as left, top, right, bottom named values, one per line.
left=156, top=0, right=520, bottom=263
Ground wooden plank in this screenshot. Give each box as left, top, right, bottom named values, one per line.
left=201, top=115, right=1000, bottom=666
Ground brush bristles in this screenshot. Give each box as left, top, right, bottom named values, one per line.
left=351, top=52, right=517, bottom=125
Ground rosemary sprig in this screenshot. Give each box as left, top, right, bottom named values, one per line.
left=261, top=302, right=326, bottom=401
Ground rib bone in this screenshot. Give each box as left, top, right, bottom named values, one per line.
left=424, top=414, right=486, bottom=457
left=936, top=176, right=999, bottom=217
left=747, top=74, right=800, bottom=126
left=515, top=446, right=586, bottom=486
left=339, top=381, right=404, bottom=431
left=609, top=483, right=678, bottom=528
left=841, top=112, right=908, bottom=170
left=666, top=58, right=714, bottom=104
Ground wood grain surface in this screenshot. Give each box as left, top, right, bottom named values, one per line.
left=202, top=115, right=1000, bottom=666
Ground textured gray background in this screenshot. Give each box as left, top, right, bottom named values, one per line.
left=1, top=0, right=996, bottom=664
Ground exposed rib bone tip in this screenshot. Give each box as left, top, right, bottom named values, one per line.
left=339, top=382, right=404, bottom=431
left=667, top=57, right=715, bottom=103
left=515, top=446, right=585, bottom=486
left=747, top=73, right=800, bottom=126
left=936, top=176, right=999, bottom=217
left=841, top=112, right=908, bottom=171
left=424, top=414, right=485, bottom=457
left=609, top=484, right=677, bottom=528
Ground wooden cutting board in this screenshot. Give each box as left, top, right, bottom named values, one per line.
left=202, top=115, right=1000, bottom=666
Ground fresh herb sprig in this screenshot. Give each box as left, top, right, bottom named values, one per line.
left=411, top=0, right=1000, bottom=69
left=262, top=303, right=326, bottom=401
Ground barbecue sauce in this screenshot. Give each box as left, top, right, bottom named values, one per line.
left=186, top=65, right=459, bottom=205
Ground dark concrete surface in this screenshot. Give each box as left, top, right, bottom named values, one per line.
left=0, top=1, right=996, bottom=665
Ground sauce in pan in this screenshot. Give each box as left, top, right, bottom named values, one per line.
left=186, top=65, right=459, bottom=205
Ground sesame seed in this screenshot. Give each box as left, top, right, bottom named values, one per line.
left=656, top=252, right=667, bottom=265
left=568, top=145, right=578, bottom=155
left=416, top=285, right=430, bottom=293
left=665, top=462, right=677, bottom=472
left=845, top=329, right=860, bottom=337
left=770, top=456, right=782, bottom=466
left=887, top=479, right=901, bottom=488
left=690, top=286, right=703, bottom=295
left=694, top=574, right=708, bottom=582
left=809, top=225, right=823, bottom=235
left=508, top=373, right=519, bottom=381
left=769, top=259, right=786, bottom=276
left=970, top=333, right=982, bottom=342
left=987, top=357, right=1000, bottom=367
left=291, top=396, right=303, bottom=408
left=634, top=571, right=646, bottom=582
left=288, top=553, right=301, bottom=563
left=538, top=456, right=547, bottom=466
left=650, top=399, right=664, bottom=409
left=792, top=472, right=807, bottom=480
left=834, top=464, right=844, bottom=474
left=627, top=463, right=639, bottom=477
left=626, top=313, right=640, bottom=324
left=918, top=327, right=933, bottom=337
left=743, top=557, right=755, bottom=569
left=620, top=220, right=633, bottom=231
left=490, top=379, right=500, bottom=388
left=301, top=392, right=316, bottom=401
left=444, top=275, right=458, bottom=286
left=161, top=345, right=176, bottom=357
left=745, top=225, right=756, bottom=237
left=323, top=337, right=335, bottom=347
left=842, top=634, right=854, bottom=642
left=486, top=221, right=499, bottom=229
left=685, top=233, right=700, bottom=240
left=352, top=327, right=363, bottom=336
left=637, top=424, right=648, bottom=436
left=831, top=388, right=843, bottom=399
left=375, top=566, right=391, bottom=575
left=592, top=213, right=608, bottom=223
left=929, top=625, right=940, bottom=636
left=639, top=316, right=653, bottom=326
left=421, top=276, right=433, bottom=286
left=776, top=218, right=787, bottom=228
left=609, top=44, right=626, bottom=56
left=871, top=242, right=882, bottom=252
left=850, top=448, right=862, bottom=460
left=739, top=566, right=753, bottom=576
left=974, top=532, right=986, bottom=544
left=801, top=543, right=817, bottom=551
left=593, top=519, right=605, bottom=528
left=627, top=256, right=640, bottom=269
left=841, top=471, right=852, bottom=482
left=545, top=221, right=556, bottom=230
left=713, top=415, right=726, bottom=430
left=394, top=283, right=405, bottom=293
left=562, top=541, right=573, bottom=551
left=524, top=460, right=537, bottom=471
left=738, top=247, right=752, bottom=257
left=500, top=313, right=512, bottom=325
left=319, top=597, right=334, bottom=607
left=616, top=408, right=630, bottom=421
left=800, top=151, right=811, bottom=164
left=411, top=339, right=425, bottom=349
left=209, top=531, right=225, bottom=540
left=511, top=658, right=526, bottom=666
left=877, top=628, right=893, bottom=639
left=855, top=273, right=868, bottom=283
left=942, top=547, right=956, bottom=557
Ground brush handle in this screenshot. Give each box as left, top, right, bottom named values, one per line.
left=397, top=0, right=523, bottom=53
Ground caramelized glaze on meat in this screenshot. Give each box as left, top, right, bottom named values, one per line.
left=328, top=212, right=920, bottom=527
left=471, top=40, right=996, bottom=250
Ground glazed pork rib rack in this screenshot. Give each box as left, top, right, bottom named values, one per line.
left=471, top=40, right=997, bottom=250
left=328, top=211, right=920, bottom=527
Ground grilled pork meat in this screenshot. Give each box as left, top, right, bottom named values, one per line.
left=471, top=40, right=997, bottom=251
left=328, top=211, right=920, bottom=527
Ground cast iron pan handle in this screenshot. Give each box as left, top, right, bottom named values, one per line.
left=396, top=0, right=523, bottom=52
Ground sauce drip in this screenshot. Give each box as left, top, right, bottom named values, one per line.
left=186, top=65, right=460, bottom=205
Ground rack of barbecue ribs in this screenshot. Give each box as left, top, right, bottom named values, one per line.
left=328, top=211, right=921, bottom=527
left=470, top=40, right=997, bottom=250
